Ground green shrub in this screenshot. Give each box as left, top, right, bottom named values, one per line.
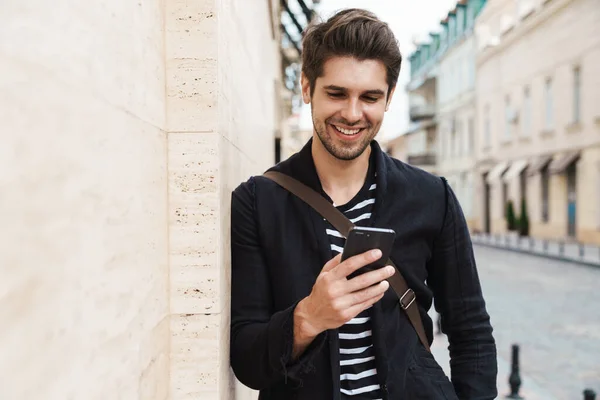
left=506, top=201, right=517, bottom=231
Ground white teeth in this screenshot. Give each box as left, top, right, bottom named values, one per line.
left=333, top=125, right=361, bottom=135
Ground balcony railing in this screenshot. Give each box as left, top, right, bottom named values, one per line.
left=409, top=104, right=436, bottom=121
left=407, top=153, right=437, bottom=166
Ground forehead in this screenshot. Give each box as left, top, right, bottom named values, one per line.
left=317, top=56, right=388, bottom=92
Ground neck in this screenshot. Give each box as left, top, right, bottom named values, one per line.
left=312, top=136, right=372, bottom=206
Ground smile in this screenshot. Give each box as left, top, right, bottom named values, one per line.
left=332, top=125, right=363, bottom=136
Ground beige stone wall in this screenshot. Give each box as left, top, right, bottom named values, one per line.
left=475, top=0, right=600, bottom=243
left=1, top=0, right=278, bottom=399
left=0, top=1, right=170, bottom=399
left=167, top=0, right=277, bottom=399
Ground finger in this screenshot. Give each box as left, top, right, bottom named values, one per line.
left=339, top=280, right=389, bottom=309
left=322, top=253, right=342, bottom=273
left=333, top=249, right=382, bottom=279
left=346, top=265, right=395, bottom=293
left=341, top=291, right=386, bottom=323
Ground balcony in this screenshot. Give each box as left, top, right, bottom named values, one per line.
left=407, top=153, right=437, bottom=166
left=409, top=104, right=436, bottom=121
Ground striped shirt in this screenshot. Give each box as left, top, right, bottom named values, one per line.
left=324, top=163, right=382, bottom=399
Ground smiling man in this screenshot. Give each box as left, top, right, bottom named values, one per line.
left=230, top=8, right=497, bottom=400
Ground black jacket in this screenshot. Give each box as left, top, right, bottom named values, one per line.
left=230, top=139, right=497, bottom=400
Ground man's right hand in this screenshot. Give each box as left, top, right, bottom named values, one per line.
left=292, top=249, right=395, bottom=358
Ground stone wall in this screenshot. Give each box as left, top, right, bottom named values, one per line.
left=167, top=0, right=278, bottom=398
left=1, top=0, right=279, bottom=399
left=0, top=0, right=170, bottom=398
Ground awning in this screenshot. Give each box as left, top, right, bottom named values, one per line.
left=485, top=161, right=510, bottom=183
left=503, top=159, right=529, bottom=181
left=527, top=154, right=553, bottom=176
left=549, top=150, right=580, bottom=174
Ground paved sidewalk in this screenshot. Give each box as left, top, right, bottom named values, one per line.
left=430, top=333, right=558, bottom=400
left=471, top=232, right=600, bottom=268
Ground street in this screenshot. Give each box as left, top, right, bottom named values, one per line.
left=432, top=245, right=600, bottom=398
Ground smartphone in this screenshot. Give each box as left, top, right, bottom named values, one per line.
left=341, top=226, right=396, bottom=279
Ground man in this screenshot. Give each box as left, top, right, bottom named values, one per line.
left=230, top=8, right=497, bottom=400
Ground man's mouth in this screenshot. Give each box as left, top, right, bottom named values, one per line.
left=332, top=124, right=364, bottom=136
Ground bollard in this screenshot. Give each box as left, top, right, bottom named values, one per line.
left=583, top=389, right=596, bottom=400
left=579, top=244, right=585, bottom=258
left=543, top=240, right=548, bottom=252
left=506, top=344, right=523, bottom=399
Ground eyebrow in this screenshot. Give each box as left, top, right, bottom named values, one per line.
left=323, top=85, right=385, bottom=96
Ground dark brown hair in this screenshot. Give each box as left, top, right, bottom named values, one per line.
left=301, top=8, right=402, bottom=98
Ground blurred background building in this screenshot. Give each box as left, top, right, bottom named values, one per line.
left=400, top=0, right=599, bottom=244
left=278, top=0, right=322, bottom=161
left=474, top=0, right=600, bottom=244
left=405, top=0, right=487, bottom=228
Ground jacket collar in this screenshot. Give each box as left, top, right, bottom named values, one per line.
left=269, top=137, right=390, bottom=202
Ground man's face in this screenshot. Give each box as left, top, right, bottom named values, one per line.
left=302, top=56, right=395, bottom=161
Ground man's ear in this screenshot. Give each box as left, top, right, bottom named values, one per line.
left=301, top=73, right=311, bottom=104
left=385, top=86, right=396, bottom=112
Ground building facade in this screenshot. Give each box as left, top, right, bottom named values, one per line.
left=402, top=38, right=440, bottom=175
left=400, top=0, right=487, bottom=223
left=1, top=0, right=315, bottom=399
left=436, top=1, right=484, bottom=229
left=474, top=0, right=600, bottom=244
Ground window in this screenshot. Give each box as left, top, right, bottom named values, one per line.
left=573, top=66, right=581, bottom=123
left=457, top=8, right=465, bottom=37
left=505, top=96, right=511, bottom=139
left=469, top=57, right=476, bottom=88
left=449, top=65, right=454, bottom=99
left=467, top=118, right=474, bottom=154
left=460, top=172, right=469, bottom=217
left=451, top=127, right=456, bottom=158
left=522, top=86, right=531, bottom=136
left=541, top=165, right=550, bottom=222
left=520, top=169, right=527, bottom=206
left=456, top=120, right=462, bottom=157
left=459, top=58, right=464, bottom=94
left=465, top=57, right=470, bottom=92
left=544, top=78, right=553, bottom=130
left=465, top=172, right=474, bottom=219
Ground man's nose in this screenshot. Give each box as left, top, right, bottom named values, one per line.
left=340, top=98, right=363, bottom=125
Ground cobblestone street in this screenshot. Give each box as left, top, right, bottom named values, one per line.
left=432, top=245, right=600, bottom=398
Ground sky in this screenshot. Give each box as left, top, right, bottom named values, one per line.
left=296, top=0, right=458, bottom=141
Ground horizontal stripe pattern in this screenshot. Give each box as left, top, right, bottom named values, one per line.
left=325, top=167, right=381, bottom=399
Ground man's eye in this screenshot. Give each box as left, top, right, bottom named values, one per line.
left=363, top=97, right=378, bottom=102
left=327, top=92, right=344, bottom=98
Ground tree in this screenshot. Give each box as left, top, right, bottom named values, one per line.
left=519, top=198, right=530, bottom=237
left=506, top=200, right=517, bottom=231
